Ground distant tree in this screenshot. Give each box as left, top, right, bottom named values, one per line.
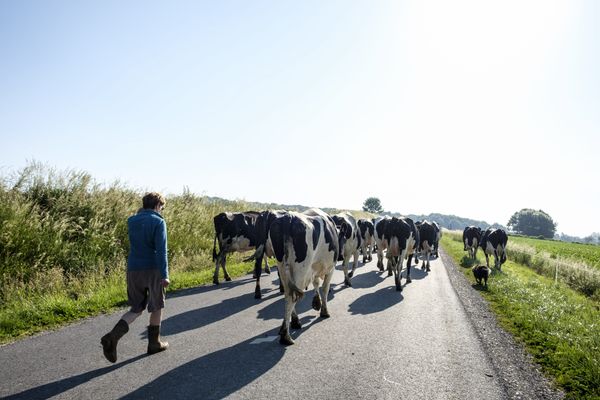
left=507, top=208, right=557, bottom=238
left=362, top=197, right=383, bottom=214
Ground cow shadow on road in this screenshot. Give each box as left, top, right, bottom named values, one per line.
left=256, top=292, right=327, bottom=324
left=162, top=290, right=260, bottom=336
left=345, top=269, right=387, bottom=289
left=2, top=354, right=147, bottom=400
left=348, top=286, right=404, bottom=315
left=167, top=276, right=257, bottom=300
left=120, top=331, right=286, bottom=400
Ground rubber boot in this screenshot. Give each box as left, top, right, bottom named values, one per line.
left=101, top=319, right=129, bottom=363
left=147, top=325, right=169, bottom=355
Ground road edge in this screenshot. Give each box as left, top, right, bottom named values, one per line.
left=439, top=248, right=565, bottom=400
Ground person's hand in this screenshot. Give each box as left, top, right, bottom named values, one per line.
left=161, top=278, right=170, bottom=288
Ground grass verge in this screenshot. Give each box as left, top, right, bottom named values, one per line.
left=0, top=261, right=255, bottom=345
left=441, top=232, right=600, bottom=399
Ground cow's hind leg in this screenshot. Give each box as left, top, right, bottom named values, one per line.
left=349, top=250, right=359, bottom=277
left=377, top=248, right=385, bottom=271
left=405, top=254, right=412, bottom=283
left=264, top=256, right=271, bottom=274
left=311, top=275, right=322, bottom=311
left=393, top=259, right=402, bottom=291
left=213, top=253, right=227, bottom=285
left=319, top=269, right=334, bottom=318
left=221, top=255, right=232, bottom=281
left=279, top=294, right=297, bottom=345
left=343, top=258, right=352, bottom=286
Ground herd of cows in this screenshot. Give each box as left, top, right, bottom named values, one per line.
left=211, top=209, right=508, bottom=345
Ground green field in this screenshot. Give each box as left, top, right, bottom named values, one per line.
left=510, top=235, right=600, bottom=270
left=441, top=231, right=600, bottom=399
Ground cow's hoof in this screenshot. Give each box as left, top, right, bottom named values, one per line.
left=252, top=273, right=259, bottom=279
left=280, top=334, right=294, bottom=346
left=426, top=267, right=431, bottom=272
left=344, top=278, right=352, bottom=287
left=395, top=285, right=402, bottom=292
left=320, top=310, right=330, bottom=319
left=225, top=276, right=232, bottom=282
left=254, top=289, right=262, bottom=300
left=348, top=271, right=354, bottom=278
left=213, top=278, right=219, bottom=285
left=387, top=271, right=392, bottom=277
left=312, top=295, right=322, bottom=311
left=406, top=277, right=412, bottom=284
left=291, top=317, right=302, bottom=330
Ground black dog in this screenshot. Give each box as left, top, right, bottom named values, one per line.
left=472, top=265, right=490, bottom=287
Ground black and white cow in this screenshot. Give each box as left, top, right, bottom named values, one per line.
left=245, top=210, right=288, bottom=299
left=374, top=216, right=391, bottom=271
left=357, top=218, right=375, bottom=263
left=383, top=217, right=419, bottom=291
left=212, top=211, right=269, bottom=285
left=463, top=226, right=482, bottom=260
left=417, top=220, right=436, bottom=272
left=332, top=212, right=361, bottom=286
left=268, top=208, right=339, bottom=345
left=479, top=228, right=508, bottom=270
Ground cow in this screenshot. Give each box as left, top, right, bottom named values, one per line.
left=417, top=220, right=436, bottom=272
left=332, top=212, right=361, bottom=286
left=357, top=218, right=375, bottom=263
left=383, top=217, right=419, bottom=291
left=432, top=221, right=442, bottom=257
left=374, top=216, right=391, bottom=272
left=463, top=226, right=482, bottom=260
left=479, top=228, right=508, bottom=270
left=212, top=211, right=270, bottom=285
left=244, top=210, right=288, bottom=299
left=268, top=208, right=339, bottom=345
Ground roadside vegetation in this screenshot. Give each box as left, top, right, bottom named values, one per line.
left=441, top=231, right=600, bottom=400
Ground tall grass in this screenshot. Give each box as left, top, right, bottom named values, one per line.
left=0, top=163, right=255, bottom=342
left=441, top=232, right=600, bottom=399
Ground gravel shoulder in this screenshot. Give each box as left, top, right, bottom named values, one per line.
left=440, top=249, right=565, bottom=400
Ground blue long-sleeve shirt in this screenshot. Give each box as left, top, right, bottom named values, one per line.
left=127, top=209, right=169, bottom=279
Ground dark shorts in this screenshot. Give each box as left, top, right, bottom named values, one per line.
left=127, top=269, right=165, bottom=313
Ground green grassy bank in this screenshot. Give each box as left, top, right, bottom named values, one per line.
left=441, top=231, right=600, bottom=399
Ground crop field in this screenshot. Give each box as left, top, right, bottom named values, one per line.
left=510, top=235, right=600, bottom=270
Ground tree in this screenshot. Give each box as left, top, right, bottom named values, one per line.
left=362, top=197, right=383, bottom=214
left=507, top=208, right=557, bottom=238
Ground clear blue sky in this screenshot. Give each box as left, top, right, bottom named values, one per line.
left=1, top=1, right=598, bottom=237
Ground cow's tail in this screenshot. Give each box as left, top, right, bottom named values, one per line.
left=282, top=228, right=304, bottom=302
left=212, top=234, right=218, bottom=262
left=243, top=245, right=262, bottom=263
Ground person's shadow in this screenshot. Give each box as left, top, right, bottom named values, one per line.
left=120, top=330, right=286, bottom=400
left=3, top=354, right=146, bottom=400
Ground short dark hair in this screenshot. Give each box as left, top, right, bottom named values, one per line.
left=142, top=192, right=166, bottom=210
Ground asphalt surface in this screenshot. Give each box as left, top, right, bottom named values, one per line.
left=0, top=251, right=563, bottom=399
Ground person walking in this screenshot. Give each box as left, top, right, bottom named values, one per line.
left=101, top=192, right=170, bottom=363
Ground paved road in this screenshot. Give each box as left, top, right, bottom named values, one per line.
left=1, top=253, right=522, bottom=399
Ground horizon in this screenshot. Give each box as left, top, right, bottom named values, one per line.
left=1, top=1, right=598, bottom=237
